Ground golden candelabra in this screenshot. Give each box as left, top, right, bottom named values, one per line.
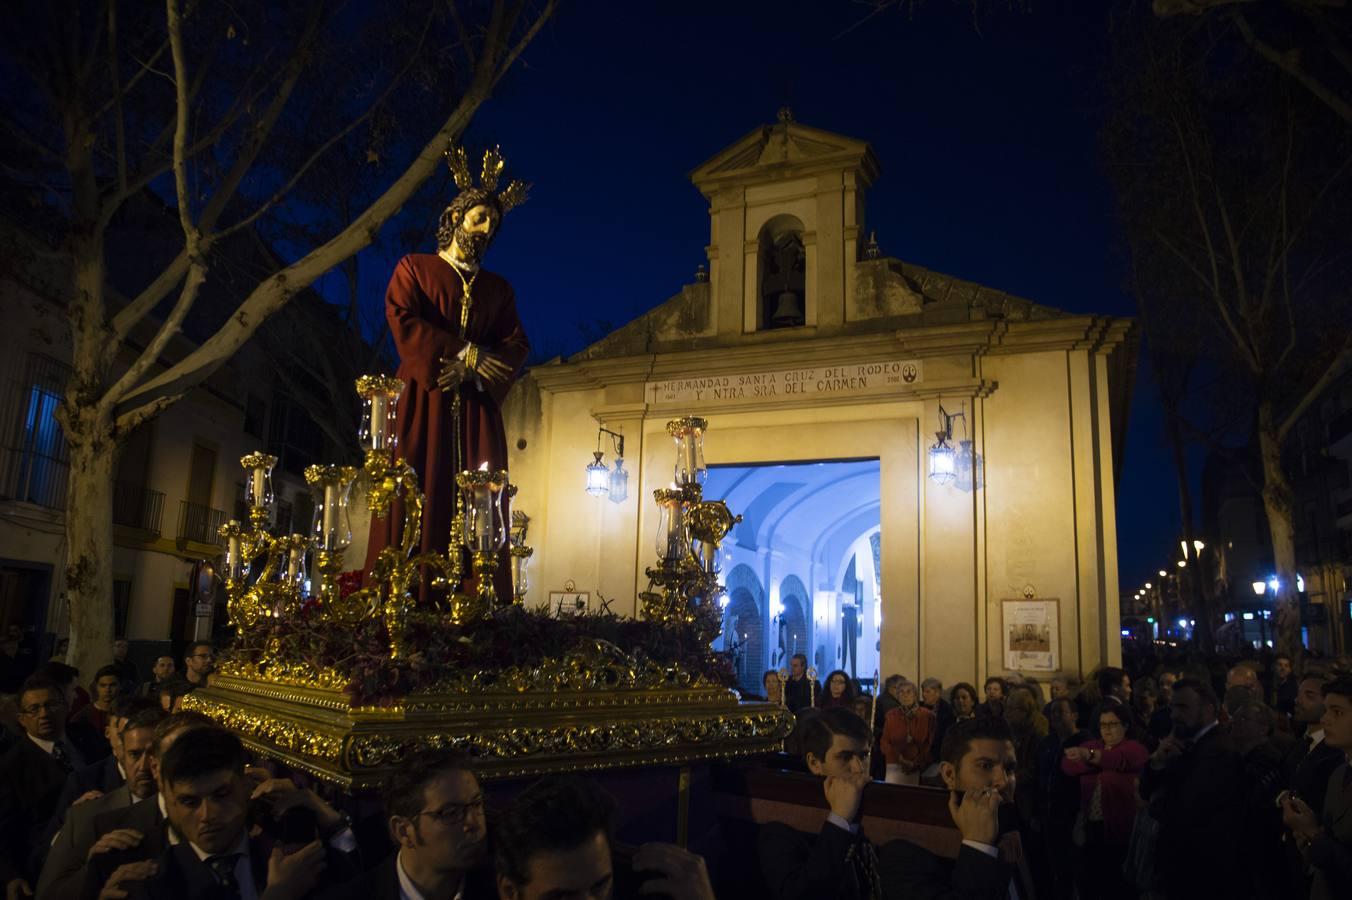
left=198, top=382, right=792, bottom=789
left=639, top=417, right=743, bottom=644
left=219, top=375, right=529, bottom=659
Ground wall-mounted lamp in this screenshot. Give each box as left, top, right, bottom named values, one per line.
left=928, top=403, right=982, bottom=491
left=928, top=405, right=961, bottom=486
left=583, top=424, right=627, bottom=502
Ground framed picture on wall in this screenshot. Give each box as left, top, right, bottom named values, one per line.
left=1002, top=598, right=1059, bottom=672
left=548, top=591, right=590, bottom=618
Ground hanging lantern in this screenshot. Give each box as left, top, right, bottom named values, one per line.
left=608, top=457, right=629, bottom=504
left=928, top=438, right=956, bottom=486
left=585, top=451, right=609, bottom=497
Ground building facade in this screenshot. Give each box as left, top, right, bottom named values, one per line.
left=501, top=118, right=1135, bottom=691
left=0, top=212, right=365, bottom=662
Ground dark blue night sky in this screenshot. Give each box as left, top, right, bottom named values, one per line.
left=328, top=1, right=1179, bottom=596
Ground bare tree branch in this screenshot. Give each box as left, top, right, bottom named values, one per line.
left=1234, top=11, right=1352, bottom=124
left=107, top=0, right=128, bottom=195
left=197, top=5, right=326, bottom=235
left=1277, top=336, right=1352, bottom=441
left=165, top=0, right=197, bottom=240
left=215, top=5, right=437, bottom=241
left=117, top=0, right=550, bottom=417
left=91, top=37, right=170, bottom=119
left=446, top=0, right=477, bottom=68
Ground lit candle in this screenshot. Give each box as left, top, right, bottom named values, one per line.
left=251, top=467, right=266, bottom=507
left=369, top=394, right=387, bottom=450
left=226, top=528, right=242, bottom=580
left=286, top=544, right=304, bottom=582
left=869, top=669, right=879, bottom=732
left=322, top=484, right=340, bottom=549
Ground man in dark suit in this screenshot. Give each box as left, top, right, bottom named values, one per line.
left=877, top=717, right=1031, bottom=900
left=319, top=747, right=493, bottom=900
left=78, top=709, right=217, bottom=899
left=42, top=697, right=161, bottom=847
left=758, top=706, right=879, bottom=899
left=784, top=653, right=812, bottom=713
left=1281, top=672, right=1344, bottom=818
left=1139, top=677, right=1246, bottom=898
left=1281, top=674, right=1352, bottom=900
left=0, top=675, right=87, bottom=898
left=37, top=706, right=166, bottom=899
left=90, top=726, right=357, bottom=899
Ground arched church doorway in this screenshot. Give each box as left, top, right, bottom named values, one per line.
left=704, top=459, right=881, bottom=695
left=724, top=588, right=763, bottom=696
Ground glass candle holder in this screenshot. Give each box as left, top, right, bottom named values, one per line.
left=355, top=375, right=404, bottom=453
left=511, top=544, right=534, bottom=598
left=457, top=467, right=509, bottom=553
left=667, top=417, right=708, bottom=487
left=240, top=452, right=277, bottom=510
left=222, top=521, right=247, bottom=581
left=305, top=465, right=358, bottom=551
left=283, top=534, right=308, bottom=587
left=654, top=487, right=689, bottom=563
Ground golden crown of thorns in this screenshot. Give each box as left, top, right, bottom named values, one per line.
left=444, top=143, right=529, bottom=215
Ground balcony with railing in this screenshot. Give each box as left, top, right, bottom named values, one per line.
left=112, top=482, right=165, bottom=535
left=176, top=500, right=226, bottom=547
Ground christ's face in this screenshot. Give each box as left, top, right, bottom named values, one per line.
left=450, top=204, right=498, bottom=266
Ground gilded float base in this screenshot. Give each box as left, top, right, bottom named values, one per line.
left=184, top=671, right=791, bottom=790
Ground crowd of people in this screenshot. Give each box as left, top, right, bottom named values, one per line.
left=2, top=636, right=1351, bottom=899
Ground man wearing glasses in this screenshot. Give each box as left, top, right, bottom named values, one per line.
left=183, top=642, right=215, bottom=689
left=323, top=748, right=493, bottom=899
left=0, top=675, right=86, bottom=899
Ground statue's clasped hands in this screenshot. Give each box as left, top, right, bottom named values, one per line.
left=438, top=343, right=511, bottom=392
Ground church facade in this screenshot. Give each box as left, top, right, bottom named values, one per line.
left=502, top=117, right=1135, bottom=691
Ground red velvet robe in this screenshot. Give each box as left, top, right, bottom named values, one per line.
left=363, top=253, right=530, bottom=603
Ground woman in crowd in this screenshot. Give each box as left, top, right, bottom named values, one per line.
left=817, top=669, right=856, bottom=709
left=1003, top=688, right=1049, bottom=821
left=949, top=682, right=979, bottom=722
left=976, top=676, right=1006, bottom=718
left=1060, top=703, right=1148, bottom=900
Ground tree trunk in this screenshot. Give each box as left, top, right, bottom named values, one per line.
left=1257, top=401, right=1301, bottom=658
left=61, top=421, right=117, bottom=678
left=1164, top=410, right=1213, bottom=650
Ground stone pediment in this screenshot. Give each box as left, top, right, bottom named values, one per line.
left=691, top=115, right=879, bottom=191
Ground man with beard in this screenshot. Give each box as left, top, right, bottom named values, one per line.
left=322, top=748, right=493, bottom=899
left=363, top=146, right=530, bottom=605
left=36, top=706, right=166, bottom=899
left=1138, top=678, right=1245, bottom=898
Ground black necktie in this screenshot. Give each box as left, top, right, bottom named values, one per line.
left=205, top=853, right=243, bottom=899
left=50, top=741, right=72, bottom=772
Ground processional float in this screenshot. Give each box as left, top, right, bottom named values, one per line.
left=187, top=382, right=790, bottom=789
